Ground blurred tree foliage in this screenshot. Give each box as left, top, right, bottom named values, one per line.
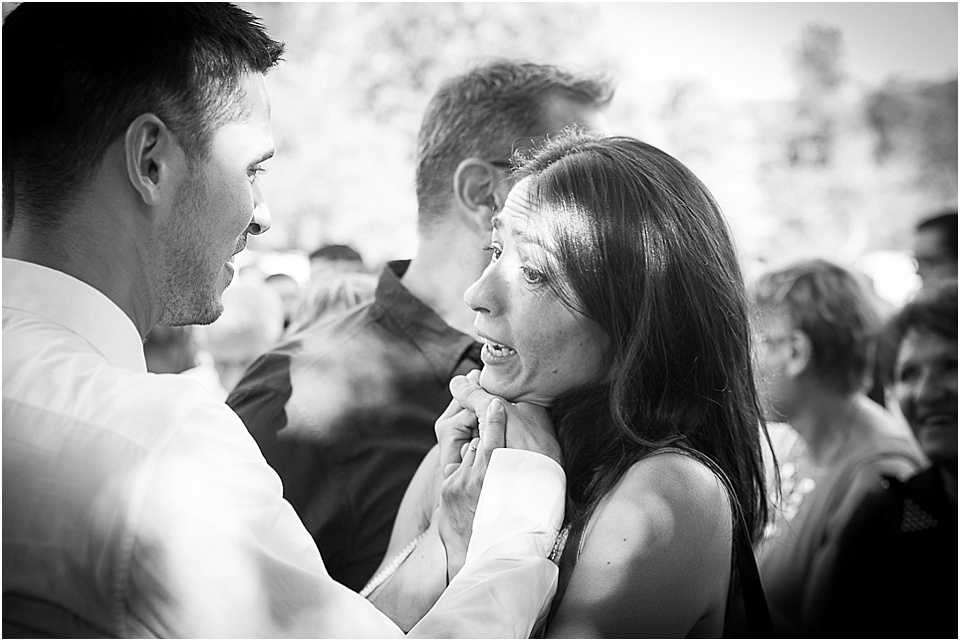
left=240, top=2, right=617, bottom=263
left=741, top=24, right=957, bottom=273
left=6, top=2, right=942, bottom=281
left=240, top=4, right=955, bottom=283
left=866, top=77, right=958, bottom=199
left=787, top=24, right=845, bottom=167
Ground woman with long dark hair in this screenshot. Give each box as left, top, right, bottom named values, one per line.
left=365, top=131, right=772, bottom=637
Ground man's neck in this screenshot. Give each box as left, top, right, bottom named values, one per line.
left=400, top=230, right=487, bottom=339
left=3, top=214, right=156, bottom=338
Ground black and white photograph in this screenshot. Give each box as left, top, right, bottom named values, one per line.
left=2, top=2, right=956, bottom=638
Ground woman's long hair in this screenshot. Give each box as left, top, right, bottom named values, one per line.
left=514, top=131, right=771, bottom=546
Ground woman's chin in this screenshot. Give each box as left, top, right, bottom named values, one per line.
left=478, top=371, right=554, bottom=407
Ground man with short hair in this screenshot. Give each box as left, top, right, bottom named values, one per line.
left=309, top=242, right=367, bottom=276
left=228, top=60, right=613, bottom=590
left=912, top=208, right=958, bottom=289
left=3, top=4, right=566, bottom=637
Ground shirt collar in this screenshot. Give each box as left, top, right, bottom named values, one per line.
left=3, top=258, right=147, bottom=373
left=375, top=260, right=481, bottom=382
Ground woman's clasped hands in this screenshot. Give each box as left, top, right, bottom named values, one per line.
left=433, top=369, right=561, bottom=580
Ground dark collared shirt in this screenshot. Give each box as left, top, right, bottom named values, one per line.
left=227, top=260, right=481, bottom=591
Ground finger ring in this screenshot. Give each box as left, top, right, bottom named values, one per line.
left=468, top=443, right=478, bottom=451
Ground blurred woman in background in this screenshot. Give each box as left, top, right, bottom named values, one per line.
left=817, top=280, right=957, bottom=638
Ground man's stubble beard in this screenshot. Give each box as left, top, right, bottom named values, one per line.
left=153, top=170, right=225, bottom=328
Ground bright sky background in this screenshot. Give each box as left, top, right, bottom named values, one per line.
left=597, top=2, right=958, bottom=102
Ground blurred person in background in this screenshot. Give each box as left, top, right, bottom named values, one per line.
left=309, top=242, right=366, bottom=278
left=285, top=270, right=378, bottom=336
left=816, top=280, right=957, bottom=638
left=186, top=278, right=286, bottom=399
left=750, top=258, right=926, bottom=637
left=912, top=208, right=957, bottom=289
left=2, top=3, right=570, bottom=636
left=264, top=271, right=303, bottom=329
left=228, top=59, right=613, bottom=591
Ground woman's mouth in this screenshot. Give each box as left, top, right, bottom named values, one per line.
left=917, top=411, right=957, bottom=430
left=481, top=339, right=517, bottom=364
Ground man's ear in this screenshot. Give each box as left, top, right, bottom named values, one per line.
left=124, top=113, right=176, bottom=207
left=453, top=158, right=500, bottom=233
left=784, top=329, right=813, bottom=378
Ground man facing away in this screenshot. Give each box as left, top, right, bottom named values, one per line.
left=227, top=60, right=613, bottom=590
left=2, top=4, right=566, bottom=637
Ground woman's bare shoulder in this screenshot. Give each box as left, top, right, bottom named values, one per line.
left=547, top=450, right=732, bottom=637
left=590, top=451, right=732, bottom=555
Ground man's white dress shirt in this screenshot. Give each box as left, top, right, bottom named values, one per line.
left=2, top=257, right=565, bottom=638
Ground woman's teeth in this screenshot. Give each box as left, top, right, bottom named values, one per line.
left=485, top=341, right=516, bottom=357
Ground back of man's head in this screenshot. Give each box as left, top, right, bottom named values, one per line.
left=309, top=243, right=365, bottom=268
left=414, top=59, right=613, bottom=232
left=914, top=209, right=958, bottom=287
left=751, top=258, right=883, bottom=395
left=2, top=2, right=284, bottom=236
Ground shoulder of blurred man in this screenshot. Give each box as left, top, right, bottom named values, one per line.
left=227, top=259, right=480, bottom=445
left=223, top=258, right=481, bottom=590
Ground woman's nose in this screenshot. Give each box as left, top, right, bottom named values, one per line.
left=464, top=266, right=497, bottom=315
left=913, top=368, right=946, bottom=405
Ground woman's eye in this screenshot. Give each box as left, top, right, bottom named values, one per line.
left=483, top=244, right=502, bottom=262
left=896, top=365, right=918, bottom=385
left=520, top=265, right=545, bottom=284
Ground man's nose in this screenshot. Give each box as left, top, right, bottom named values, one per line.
left=249, top=182, right=271, bottom=235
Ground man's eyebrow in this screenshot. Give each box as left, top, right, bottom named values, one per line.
left=252, top=149, right=275, bottom=165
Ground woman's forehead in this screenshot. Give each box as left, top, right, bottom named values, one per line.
left=495, top=179, right=544, bottom=244
left=499, top=178, right=533, bottom=218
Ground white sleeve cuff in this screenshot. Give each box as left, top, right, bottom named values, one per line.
left=466, top=448, right=566, bottom=564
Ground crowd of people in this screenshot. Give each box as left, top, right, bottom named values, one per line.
left=2, top=3, right=956, bottom=639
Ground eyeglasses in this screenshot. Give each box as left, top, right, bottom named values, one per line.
left=758, top=333, right=793, bottom=348
left=486, top=159, right=513, bottom=170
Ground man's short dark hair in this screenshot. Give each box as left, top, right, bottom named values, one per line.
left=2, top=3, right=284, bottom=235
left=916, top=209, right=958, bottom=260
left=414, top=59, right=613, bottom=232
left=309, top=243, right=364, bottom=264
